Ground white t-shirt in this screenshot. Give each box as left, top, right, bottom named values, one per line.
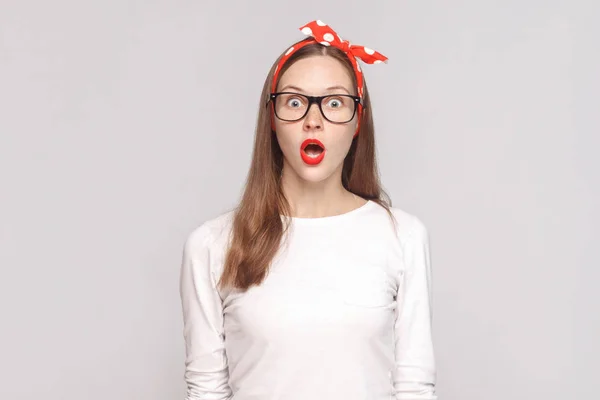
left=179, top=200, right=437, bottom=400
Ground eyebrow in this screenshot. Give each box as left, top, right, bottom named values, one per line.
left=279, top=85, right=352, bottom=94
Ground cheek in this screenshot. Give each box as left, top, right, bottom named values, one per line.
left=326, top=127, right=356, bottom=157
left=274, top=125, right=297, bottom=154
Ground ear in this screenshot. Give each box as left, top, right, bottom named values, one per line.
left=353, top=104, right=363, bottom=137
left=270, top=102, right=276, bottom=132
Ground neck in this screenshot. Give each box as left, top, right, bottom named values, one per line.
left=279, top=163, right=364, bottom=218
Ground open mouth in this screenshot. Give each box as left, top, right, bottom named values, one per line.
left=300, top=139, right=326, bottom=165
left=303, top=143, right=324, bottom=157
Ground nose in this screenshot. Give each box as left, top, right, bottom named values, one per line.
left=303, top=103, right=323, bottom=131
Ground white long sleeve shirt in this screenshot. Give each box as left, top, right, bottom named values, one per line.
left=179, top=200, right=437, bottom=400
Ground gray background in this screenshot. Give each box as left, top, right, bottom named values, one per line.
left=1, top=1, right=597, bottom=399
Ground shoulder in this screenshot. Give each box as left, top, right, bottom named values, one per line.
left=391, top=206, right=428, bottom=236
left=183, top=208, right=236, bottom=257
left=371, top=202, right=429, bottom=247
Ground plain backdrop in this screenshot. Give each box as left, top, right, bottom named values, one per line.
left=1, top=1, right=598, bottom=399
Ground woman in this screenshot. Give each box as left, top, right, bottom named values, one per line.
left=180, top=20, right=437, bottom=400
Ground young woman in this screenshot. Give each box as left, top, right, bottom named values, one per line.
left=179, top=20, right=438, bottom=400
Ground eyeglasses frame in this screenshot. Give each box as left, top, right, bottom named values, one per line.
left=267, top=91, right=364, bottom=124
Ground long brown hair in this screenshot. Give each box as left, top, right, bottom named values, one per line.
left=219, top=38, right=395, bottom=290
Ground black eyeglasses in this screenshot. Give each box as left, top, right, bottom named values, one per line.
left=267, top=92, right=362, bottom=124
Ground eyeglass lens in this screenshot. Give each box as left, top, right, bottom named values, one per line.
left=274, top=93, right=356, bottom=123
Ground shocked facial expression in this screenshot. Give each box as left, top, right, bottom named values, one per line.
left=273, top=55, right=358, bottom=183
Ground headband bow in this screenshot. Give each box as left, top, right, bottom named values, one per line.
left=299, top=20, right=388, bottom=66
left=271, top=20, right=388, bottom=136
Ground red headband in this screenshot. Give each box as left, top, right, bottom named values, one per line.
left=271, top=20, right=388, bottom=136
left=272, top=20, right=388, bottom=99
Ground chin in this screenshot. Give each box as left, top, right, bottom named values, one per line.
left=294, top=163, right=337, bottom=183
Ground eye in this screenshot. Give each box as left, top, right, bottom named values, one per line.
left=325, top=97, right=345, bottom=108
left=286, top=97, right=305, bottom=108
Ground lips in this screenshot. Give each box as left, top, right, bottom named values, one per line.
left=300, top=138, right=326, bottom=165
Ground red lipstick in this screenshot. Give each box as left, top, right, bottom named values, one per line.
left=300, top=138, right=326, bottom=165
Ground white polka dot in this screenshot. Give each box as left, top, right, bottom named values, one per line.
left=320, top=41, right=330, bottom=46
left=364, top=47, right=375, bottom=55
left=285, top=46, right=294, bottom=55
left=301, top=27, right=312, bottom=35
left=323, top=33, right=334, bottom=42
left=356, top=63, right=361, bottom=72
left=316, top=20, right=326, bottom=26
left=374, top=60, right=382, bottom=64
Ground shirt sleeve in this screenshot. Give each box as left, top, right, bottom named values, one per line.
left=393, top=216, right=438, bottom=399
left=179, top=225, right=233, bottom=400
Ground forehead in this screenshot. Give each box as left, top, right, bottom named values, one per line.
left=277, top=55, right=355, bottom=94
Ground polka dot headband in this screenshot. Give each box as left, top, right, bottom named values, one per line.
left=271, top=20, right=388, bottom=100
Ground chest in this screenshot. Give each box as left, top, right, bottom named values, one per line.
left=222, top=230, right=402, bottom=343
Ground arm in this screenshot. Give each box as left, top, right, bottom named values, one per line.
left=179, top=225, right=233, bottom=400
left=393, top=216, right=438, bottom=399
